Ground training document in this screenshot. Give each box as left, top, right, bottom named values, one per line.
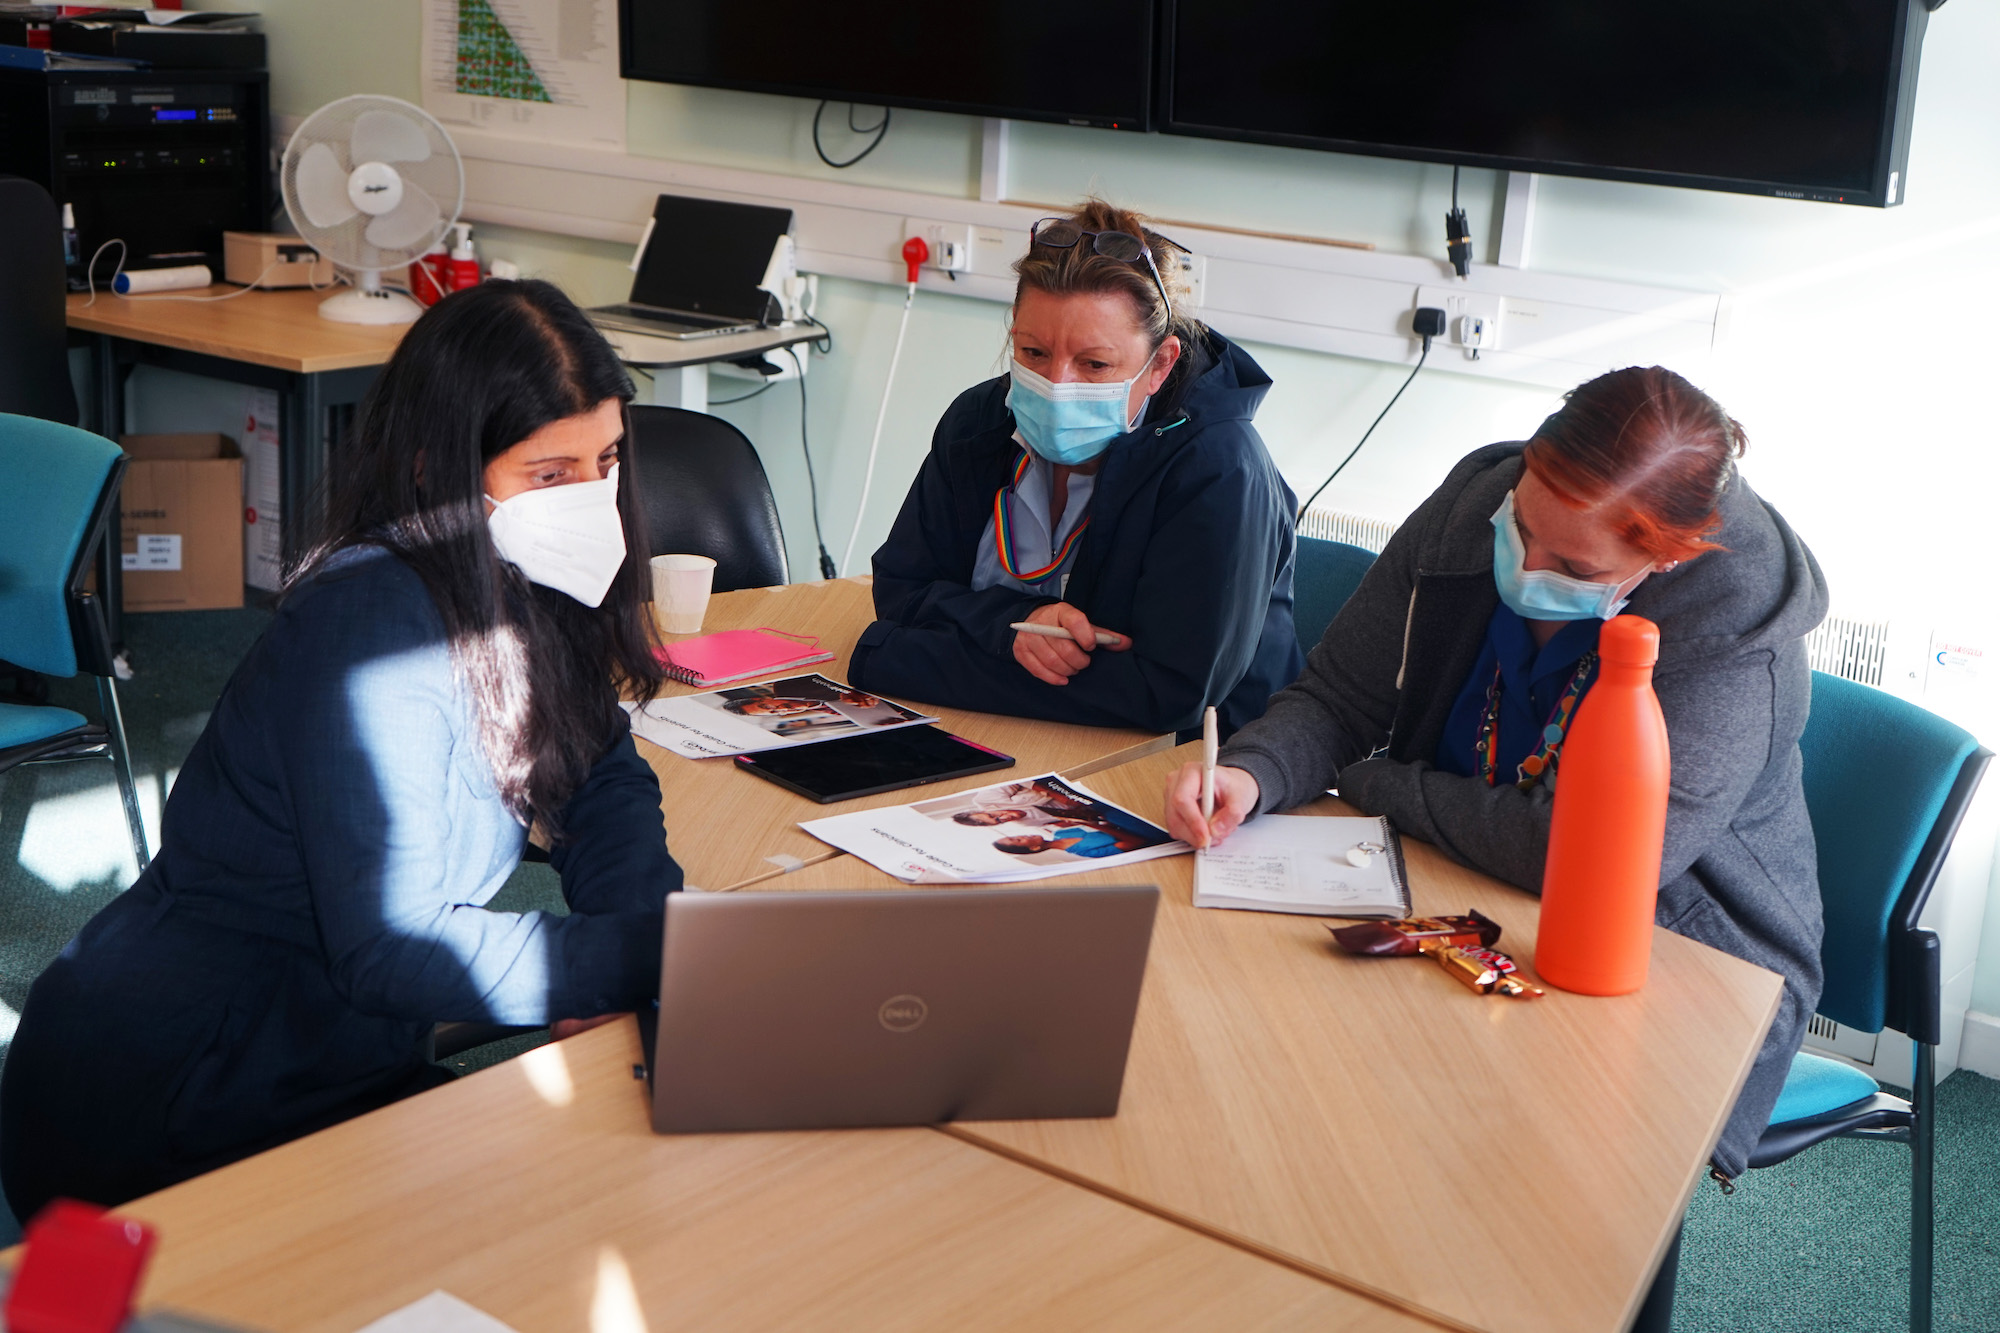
left=801, top=774, right=1188, bottom=884
left=623, top=674, right=937, bottom=759
left=1194, top=814, right=1411, bottom=917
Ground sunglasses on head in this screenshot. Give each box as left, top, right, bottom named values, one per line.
left=1030, top=218, right=1184, bottom=316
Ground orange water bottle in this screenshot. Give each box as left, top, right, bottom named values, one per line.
left=1536, top=614, right=1670, bottom=995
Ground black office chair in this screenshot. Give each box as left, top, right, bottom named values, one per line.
left=0, top=177, right=81, bottom=427
left=626, top=404, right=789, bottom=592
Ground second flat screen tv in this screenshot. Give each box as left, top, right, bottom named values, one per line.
left=1164, top=0, right=1929, bottom=206
left=620, top=0, right=1153, bottom=131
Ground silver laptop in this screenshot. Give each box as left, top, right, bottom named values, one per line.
left=639, top=885, right=1159, bottom=1133
left=588, top=193, right=794, bottom=341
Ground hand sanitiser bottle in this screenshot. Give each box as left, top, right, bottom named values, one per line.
left=447, top=222, right=480, bottom=292
left=1536, top=614, right=1670, bottom=995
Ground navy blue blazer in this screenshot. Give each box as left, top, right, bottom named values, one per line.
left=0, top=546, right=681, bottom=1218
left=851, top=331, right=1303, bottom=738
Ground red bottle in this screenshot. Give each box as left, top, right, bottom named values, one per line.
left=1535, top=614, right=1671, bottom=995
left=409, top=243, right=450, bottom=306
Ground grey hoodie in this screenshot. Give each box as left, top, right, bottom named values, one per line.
left=1222, top=443, right=1830, bottom=1177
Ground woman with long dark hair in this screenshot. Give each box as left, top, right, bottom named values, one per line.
left=1, top=280, right=680, bottom=1219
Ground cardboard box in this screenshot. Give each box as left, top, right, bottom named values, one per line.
left=118, top=434, right=245, bottom=612
left=224, top=232, right=335, bottom=289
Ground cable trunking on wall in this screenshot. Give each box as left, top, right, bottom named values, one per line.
left=378, top=121, right=1728, bottom=392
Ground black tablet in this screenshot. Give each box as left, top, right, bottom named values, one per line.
left=734, top=727, right=1013, bottom=803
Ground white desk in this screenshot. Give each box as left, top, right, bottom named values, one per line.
left=601, top=323, right=823, bottom=413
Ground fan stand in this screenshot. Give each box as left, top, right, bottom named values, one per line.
left=319, top=267, right=423, bottom=325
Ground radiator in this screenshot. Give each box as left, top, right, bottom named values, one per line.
left=1298, top=508, right=1399, bottom=552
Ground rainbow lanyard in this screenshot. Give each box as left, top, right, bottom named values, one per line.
left=1476, top=651, right=1598, bottom=791
left=992, top=450, right=1091, bottom=583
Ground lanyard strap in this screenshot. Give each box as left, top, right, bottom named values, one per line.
left=1476, top=651, right=1599, bottom=792
left=993, top=450, right=1091, bottom=583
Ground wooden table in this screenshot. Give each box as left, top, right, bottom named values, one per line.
left=759, top=744, right=1787, bottom=1333
left=637, top=577, right=1170, bottom=890
left=118, top=1018, right=1433, bottom=1333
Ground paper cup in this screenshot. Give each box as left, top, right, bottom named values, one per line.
left=651, top=554, right=717, bottom=634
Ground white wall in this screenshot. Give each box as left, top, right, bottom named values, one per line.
left=185, top=2, right=2000, bottom=1020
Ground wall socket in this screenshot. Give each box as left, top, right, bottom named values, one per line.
left=1415, top=285, right=1504, bottom=353
left=904, top=218, right=973, bottom=272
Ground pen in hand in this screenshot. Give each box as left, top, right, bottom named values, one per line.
left=1201, top=705, right=1218, bottom=823
left=1010, top=622, right=1123, bottom=647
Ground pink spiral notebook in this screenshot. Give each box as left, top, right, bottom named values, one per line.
left=656, top=628, right=834, bottom=687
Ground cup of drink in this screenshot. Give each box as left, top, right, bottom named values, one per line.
left=651, top=554, right=717, bottom=634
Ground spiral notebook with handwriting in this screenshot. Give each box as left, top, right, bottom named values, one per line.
left=656, top=629, right=832, bottom=687
left=1193, top=814, right=1411, bottom=917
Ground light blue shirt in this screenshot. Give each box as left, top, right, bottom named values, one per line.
left=971, top=440, right=1096, bottom=598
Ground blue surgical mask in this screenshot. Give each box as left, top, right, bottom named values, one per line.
left=1490, top=490, right=1648, bottom=622
left=1007, top=358, right=1150, bottom=466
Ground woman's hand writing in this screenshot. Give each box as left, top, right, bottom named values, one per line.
left=1164, top=761, right=1260, bottom=849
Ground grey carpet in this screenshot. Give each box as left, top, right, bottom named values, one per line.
left=2, top=607, right=1995, bottom=1333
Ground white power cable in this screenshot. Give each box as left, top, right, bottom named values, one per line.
left=839, top=279, right=917, bottom=576
left=82, top=236, right=346, bottom=306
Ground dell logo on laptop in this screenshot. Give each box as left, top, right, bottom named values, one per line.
left=878, top=995, right=928, bottom=1032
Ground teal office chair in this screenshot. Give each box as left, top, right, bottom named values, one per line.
left=1749, top=671, right=1990, bottom=1333
left=0, top=414, right=149, bottom=871
left=1292, top=537, right=1376, bottom=655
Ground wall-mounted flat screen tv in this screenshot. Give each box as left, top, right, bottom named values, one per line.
left=1162, top=0, right=1932, bottom=206
left=621, top=0, right=1153, bottom=131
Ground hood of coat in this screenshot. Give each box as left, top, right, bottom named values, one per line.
left=1414, top=443, right=1830, bottom=673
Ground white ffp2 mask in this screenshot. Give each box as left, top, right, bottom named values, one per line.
left=485, top=463, right=627, bottom=607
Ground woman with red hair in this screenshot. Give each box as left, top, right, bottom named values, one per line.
left=1166, top=365, right=1829, bottom=1194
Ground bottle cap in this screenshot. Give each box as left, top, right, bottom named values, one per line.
left=451, top=221, right=475, bottom=259
left=1599, top=613, right=1659, bottom=667
left=61, top=203, right=75, bottom=228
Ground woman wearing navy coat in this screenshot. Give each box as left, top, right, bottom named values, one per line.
left=1, top=281, right=680, bottom=1218
left=850, top=200, right=1303, bottom=738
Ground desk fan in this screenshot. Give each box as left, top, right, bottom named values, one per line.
left=280, top=94, right=465, bottom=325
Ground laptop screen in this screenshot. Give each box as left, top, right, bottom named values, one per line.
left=629, top=194, right=794, bottom=322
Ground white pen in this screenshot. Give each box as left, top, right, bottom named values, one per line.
left=1201, top=705, right=1219, bottom=822
left=1009, top=622, right=1122, bottom=647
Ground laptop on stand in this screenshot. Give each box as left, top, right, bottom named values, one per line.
left=588, top=193, right=795, bottom=341
left=637, top=885, right=1159, bottom=1133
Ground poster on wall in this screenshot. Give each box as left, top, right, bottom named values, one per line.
left=421, top=0, right=626, bottom=150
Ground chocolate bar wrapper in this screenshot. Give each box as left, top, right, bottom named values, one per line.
left=1329, top=910, right=1501, bottom=957
left=1417, top=940, right=1544, bottom=998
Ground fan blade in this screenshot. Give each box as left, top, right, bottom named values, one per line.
left=351, top=109, right=433, bottom=165
left=364, top=182, right=442, bottom=254
left=295, top=141, right=359, bottom=231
